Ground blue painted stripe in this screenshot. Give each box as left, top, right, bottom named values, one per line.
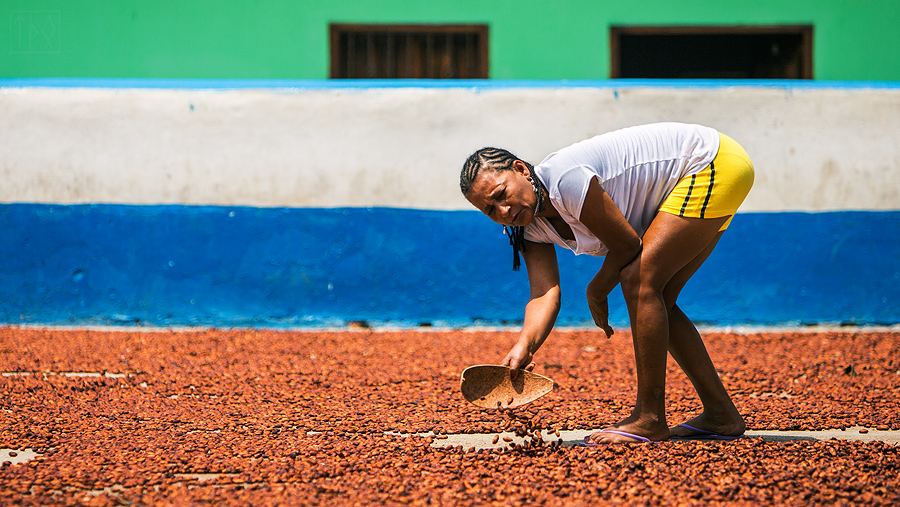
left=1, top=204, right=897, bottom=328
left=2, top=77, right=900, bottom=91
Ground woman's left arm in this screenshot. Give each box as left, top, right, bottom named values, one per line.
left=578, top=177, right=643, bottom=335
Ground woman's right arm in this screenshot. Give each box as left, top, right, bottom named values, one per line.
left=502, top=240, right=561, bottom=376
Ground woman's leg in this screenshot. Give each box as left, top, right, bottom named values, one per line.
left=661, top=235, right=745, bottom=437
left=666, top=304, right=745, bottom=436
left=587, top=212, right=729, bottom=443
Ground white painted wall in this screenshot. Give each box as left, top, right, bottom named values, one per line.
left=2, top=84, right=899, bottom=211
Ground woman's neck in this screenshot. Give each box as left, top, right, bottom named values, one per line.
left=535, top=190, right=558, bottom=219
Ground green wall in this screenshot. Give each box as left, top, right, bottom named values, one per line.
left=2, top=0, right=899, bottom=80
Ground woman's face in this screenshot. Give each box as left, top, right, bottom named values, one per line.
left=466, top=161, right=537, bottom=227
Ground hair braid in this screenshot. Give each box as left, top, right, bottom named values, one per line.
left=460, top=147, right=520, bottom=195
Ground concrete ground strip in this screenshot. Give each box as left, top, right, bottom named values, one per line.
left=3, top=427, right=897, bottom=468
left=2, top=428, right=896, bottom=471
left=426, top=427, right=900, bottom=450
left=0, top=448, right=41, bottom=466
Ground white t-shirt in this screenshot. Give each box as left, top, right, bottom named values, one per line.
left=524, top=122, right=720, bottom=256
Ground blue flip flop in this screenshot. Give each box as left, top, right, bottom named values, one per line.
left=669, top=423, right=744, bottom=441
left=575, top=429, right=652, bottom=446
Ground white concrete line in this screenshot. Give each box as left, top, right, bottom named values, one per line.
left=745, top=427, right=900, bottom=445
left=2, top=371, right=131, bottom=378
left=173, top=473, right=239, bottom=482
left=1, top=448, right=41, bottom=465
left=3, top=428, right=896, bottom=470
left=419, top=426, right=900, bottom=449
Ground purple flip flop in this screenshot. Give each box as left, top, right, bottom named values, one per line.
left=575, top=429, right=652, bottom=446
left=670, top=423, right=744, bottom=441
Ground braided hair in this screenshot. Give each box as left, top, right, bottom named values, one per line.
left=460, top=147, right=547, bottom=271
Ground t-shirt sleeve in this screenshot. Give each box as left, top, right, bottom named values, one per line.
left=554, top=164, right=598, bottom=221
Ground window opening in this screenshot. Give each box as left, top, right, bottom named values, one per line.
left=330, top=24, right=488, bottom=79
left=610, top=26, right=813, bottom=79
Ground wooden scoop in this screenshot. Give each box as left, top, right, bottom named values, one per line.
left=460, top=365, right=557, bottom=409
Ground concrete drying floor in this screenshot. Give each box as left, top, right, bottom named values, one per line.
left=1, top=327, right=898, bottom=505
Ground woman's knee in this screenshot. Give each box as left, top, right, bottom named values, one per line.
left=620, top=259, right=666, bottom=304
left=619, top=259, right=641, bottom=299
left=622, top=255, right=670, bottom=287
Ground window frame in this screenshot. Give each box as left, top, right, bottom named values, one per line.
left=609, top=25, right=814, bottom=79
left=329, top=23, right=489, bottom=79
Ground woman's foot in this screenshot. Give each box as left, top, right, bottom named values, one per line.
left=585, top=416, right=669, bottom=444
left=669, top=411, right=746, bottom=439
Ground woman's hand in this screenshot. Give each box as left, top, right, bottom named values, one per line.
left=586, top=279, right=615, bottom=338
left=502, top=341, right=536, bottom=379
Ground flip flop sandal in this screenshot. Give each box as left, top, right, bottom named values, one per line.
left=669, top=423, right=744, bottom=441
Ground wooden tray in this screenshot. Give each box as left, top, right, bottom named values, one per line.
left=460, top=364, right=557, bottom=409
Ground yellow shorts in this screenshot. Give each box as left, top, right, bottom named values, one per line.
left=659, top=132, right=755, bottom=231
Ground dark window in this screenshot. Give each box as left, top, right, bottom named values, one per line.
left=611, top=26, right=813, bottom=79
left=330, top=24, right=488, bottom=79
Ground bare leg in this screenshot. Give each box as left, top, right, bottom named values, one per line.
left=667, top=304, right=745, bottom=436
left=657, top=231, right=745, bottom=436
left=587, top=213, right=729, bottom=444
